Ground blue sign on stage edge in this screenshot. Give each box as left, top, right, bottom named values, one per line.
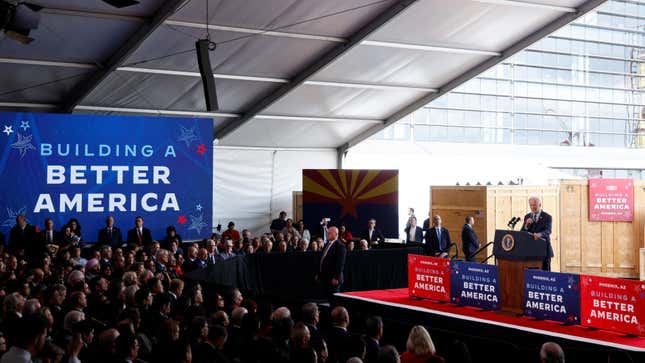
left=524, top=269, right=581, bottom=324
left=0, top=112, right=213, bottom=241
left=450, top=260, right=500, bottom=310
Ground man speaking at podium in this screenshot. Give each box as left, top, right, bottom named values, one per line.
left=520, top=196, right=554, bottom=271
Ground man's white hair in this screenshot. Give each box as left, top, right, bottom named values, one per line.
left=529, top=196, right=542, bottom=207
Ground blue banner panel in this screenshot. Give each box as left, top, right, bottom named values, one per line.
left=450, top=260, right=500, bottom=310
left=0, top=112, right=213, bottom=242
left=524, top=269, right=581, bottom=324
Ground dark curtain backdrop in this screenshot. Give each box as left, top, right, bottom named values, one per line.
left=186, top=247, right=421, bottom=300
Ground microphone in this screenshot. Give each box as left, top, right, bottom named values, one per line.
left=506, top=217, right=515, bottom=228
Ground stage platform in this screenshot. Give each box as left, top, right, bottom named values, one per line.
left=335, top=289, right=645, bottom=361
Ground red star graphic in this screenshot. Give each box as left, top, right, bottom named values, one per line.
left=338, top=195, right=359, bottom=219
left=177, top=215, right=187, bottom=224
left=196, top=144, right=207, bottom=156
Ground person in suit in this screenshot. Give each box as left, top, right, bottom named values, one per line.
left=424, top=215, right=452, bottom=257
left=461, top=216, right=480, bottom=262
left=127, top=216, right=152, bottom=247
left=8, top=214, right=38, bottom=260
left=97, top=216, right=123, bottom=248
left=318, top=227, right=347, bottom=301
left=404, top=217, right=423, bottom=243
left=360, top=219, right=385, bottom=247
left=521, top=196, right=554, bottom=271
left=363, top=316, right=383, bottom=363
left=325, top=306, right=351, bottom=363
left=39, top=218, right=59, bottom=246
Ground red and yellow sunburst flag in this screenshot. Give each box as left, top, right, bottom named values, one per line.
left=302, top=169, right=398, bottom=237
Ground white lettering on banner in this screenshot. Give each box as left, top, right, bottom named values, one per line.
left=413, top=282, right=446, bottom=293
left=525, top=300, right=567, bottom=313
left=461, top=290, right=499, bottom=302
left=40, top=143, right=155, bottom=157
left=45, top=165, right=171, bottom=185
left=33, top=193, right=180, bottom=213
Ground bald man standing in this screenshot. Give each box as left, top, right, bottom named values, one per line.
left=318, top=227, right=347, bottom=302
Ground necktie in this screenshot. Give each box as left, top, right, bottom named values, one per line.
left=47, top=231, right=52, bottom=243
left=320, top=241, right=334, bottom=270
left=437, top=229, right=442, bottom=250
left=108, top=228, right=112, bottom=239
left=137, top=229, right=142, bottom=243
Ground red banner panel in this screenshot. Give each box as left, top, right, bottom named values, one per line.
left=588, top=178, right=634, bottom=222
left=580, top=275, right=645, bottom=336
left=408, top=254, right=451, bottom=302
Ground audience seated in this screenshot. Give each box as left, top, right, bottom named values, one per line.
left=0, top=212, right=576, bottom=363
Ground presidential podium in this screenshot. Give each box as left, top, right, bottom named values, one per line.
left=493, top=229, right=548, bottom=314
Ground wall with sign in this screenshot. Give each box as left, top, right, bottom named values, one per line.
left=560, top=180, right=645, bottom=278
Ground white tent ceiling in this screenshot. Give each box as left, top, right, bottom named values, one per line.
left=0, top=0, right=606, bottom=151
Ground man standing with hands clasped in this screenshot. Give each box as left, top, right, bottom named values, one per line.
left=520, top=196, right=554, bottom=271
left=317, top=226, right=347, bottom=303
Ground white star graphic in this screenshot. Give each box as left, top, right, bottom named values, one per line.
left=196, top=204, right=203, bottom=211
left=3, top=125, right=13, bottom=136
left=177, top=125, right=198, bottom=147
left=188, top=213, right=208, bottom=235
left=20, top=121, right=30, bottom=131
left=11, top=133, right=36, bottom=158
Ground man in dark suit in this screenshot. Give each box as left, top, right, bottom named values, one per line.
left=98, top=216, right=123, bottom=248
left=363, top=316, right=383, bottom=363
left=461, top=216, right=480, bottom=262
left=325, top=306, right=350, bottom=363
left=404, top=216, right=423, bottom=243
left=521, top=196, right=554, bottom=271
left=9, top=214, right=39, bottom=259
left=39, top=218, right=59, bottom=246
left=424, top=215, right=452, bottom=257
left=126, top=216, right=152, bottom=247
left=360, top=219, right=385, bottom=247
left=318, top=227, right=347, bottom=301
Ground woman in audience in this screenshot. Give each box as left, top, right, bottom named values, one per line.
left=67, top=218, right=83, bottom=242
left=400, top=325, right=444, bottom=363
left=163, top=226, right=182, bottom=250
left=297, top=220, right=311, bottom=243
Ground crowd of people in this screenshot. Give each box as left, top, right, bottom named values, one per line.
left=0, top=211, right=568, bottom=363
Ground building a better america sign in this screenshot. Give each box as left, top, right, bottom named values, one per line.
left=0, top=112, right=213, bottom=241
left=588, top=178, right=633, bottom=222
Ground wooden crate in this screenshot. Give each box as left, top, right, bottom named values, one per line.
left=292, top=191, right=303, bottom=222
left=431, top=185, right=560, bottom=270
left=559, top=180, right=644, bottom=278
left=431, top=181, right=645, bottom=277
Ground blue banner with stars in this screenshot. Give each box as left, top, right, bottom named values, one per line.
left=524, top=269, right=581, bottom=324
left=450, top=260, right=500, bottom=310
left=0, top=112, right=213, bottom=242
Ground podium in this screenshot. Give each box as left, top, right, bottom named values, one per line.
left=493, top=229, right=548, bottom=314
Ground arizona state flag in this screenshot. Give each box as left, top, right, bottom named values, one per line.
left=303, top=169, right=398, bottom=238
